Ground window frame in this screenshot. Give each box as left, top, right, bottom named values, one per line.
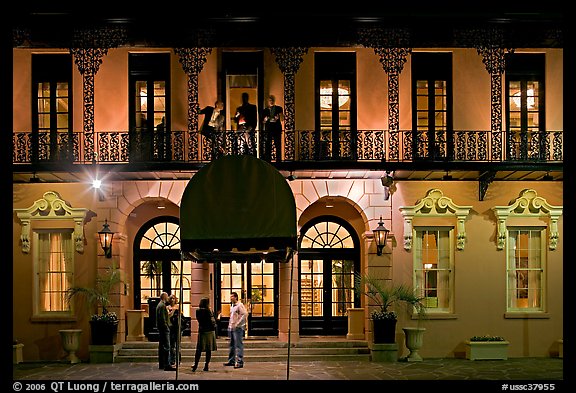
left=505, top=226, right=546, bottom=313
left=32, top=229, right=75, bottom=319
left=412, top=226, right=455, bottom=314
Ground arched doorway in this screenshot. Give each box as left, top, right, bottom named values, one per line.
left=133, top=216, right=193, bottom=336
left=298, top=215, right=360, bottom=335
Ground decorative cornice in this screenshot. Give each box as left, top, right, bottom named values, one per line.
left=14, top=191, right=89, bottom=254
left=492, top=189, right=563, bottom=250
left=399, top=189, right=472, bottom=251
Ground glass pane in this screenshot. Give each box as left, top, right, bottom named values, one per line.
left=435, top=96, right=446, bottom=111
left=221, top=263, right=230, bottom=274
left=435, top=112, right=445, bottom=127
left=154, top=81, right=165, bottom=95
left=136, top=112, right=147, bottom=128
left=56, top=83, right=68, bottom=97
left=338, top=97, right=350, bottom=110
left=434, top=80, right=446, bottom=92
left=251, top=275, right=263, bottom=287
left=251, top=262, right=262, bottom=274
left=527, top=81, right=539, bottom=94
left=263, top=262, right=274, bottom=274
left=531, top=97, right=539, bottom=111
left=509, top=96, right=521, bottom=110
left=338, top=80, right=350, bottom=90
left=231, top=275, right=242, bottom=288
left=313, top=274, right=323, bottom=288
left=338, top=111, right=351, bottom=126
left=221, top=275, right=231, bottom=288
left=38, top=82, right=51, bottom=98
left=509, top=112, right=521, bottom=127
left=262, top=275, right=274, bottom=291
left=320, top=80, right=332, bottom=90
left=528, top=113, right=539, bottom=127
left=57, top=114, right=68, bottom=128
left=416, top=80, right=428, bottom=91
left=154, top=96, right=165, bottom=111
left=38, top=98, right=50, bottom=112
left=56, top=98, right=68, bottom=112
left=301, top=261, right=312, bottom=274
left=39, top=114, right=50, bottom=128
left=320, top=110, right=332, bottom=126
left=136, top=81, right=147, bottom=111
left=417, top=95, right=428, bottom=111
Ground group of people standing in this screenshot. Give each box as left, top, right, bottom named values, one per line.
left=156, top=291, right=248, bottom=372
left=200, top=93, right=284, bottom=161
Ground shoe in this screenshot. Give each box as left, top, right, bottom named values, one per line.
left=164, top=366, right=177, bottom=371
left=234, top=363, right=243, bottom=369
left=203, top=364, right=209, bottom=371
left=191, top=364, right=198, bottom=372
left=223, top=362, right=234, bottom=366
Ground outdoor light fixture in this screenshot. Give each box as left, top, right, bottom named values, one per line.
left=98, top=219, right=115, bottom=258
left=373, top=216, right=390, bottom=256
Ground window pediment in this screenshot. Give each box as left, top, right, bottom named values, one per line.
left=399, top=189, right=472, bottom=251
left=14, top=191, right=89, bottom=253
left=492, top=189, right=563, bottom=250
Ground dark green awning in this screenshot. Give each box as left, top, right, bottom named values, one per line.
left=180, top=155, right=297, bottom=262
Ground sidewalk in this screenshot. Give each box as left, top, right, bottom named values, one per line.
left=13, top=358, right=563, bottom=382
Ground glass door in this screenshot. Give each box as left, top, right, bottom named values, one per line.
left=216, top=261, right=277, bottom=336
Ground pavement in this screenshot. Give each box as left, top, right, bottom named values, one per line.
left=12, top=358, right=566, bottom=390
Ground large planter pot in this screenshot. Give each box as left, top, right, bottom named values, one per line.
left=465, top=340, right=509, bottom=360
left=401, top=327, right=426, bottom=362
left=59, top=329, right=83, bottom=364
left=372, top=318, right=397, bottom=344
left=90, top=320, right=119, bottom=345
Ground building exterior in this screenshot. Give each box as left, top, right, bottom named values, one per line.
left=11, top=10, right=564, bottom=362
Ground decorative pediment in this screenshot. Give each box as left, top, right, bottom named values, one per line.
left=492, top=189, right=563, bottom=250
left=399, top=189, right=472, bottom=251
left=14, top=191, right=89, bottom=253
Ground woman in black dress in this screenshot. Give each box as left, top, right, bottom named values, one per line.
left=192, top=297, right=217, bottom=372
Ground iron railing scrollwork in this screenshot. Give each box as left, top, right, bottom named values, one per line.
left=12, top=129, right=563, bottom=165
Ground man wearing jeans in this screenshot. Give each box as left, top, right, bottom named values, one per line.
left=224, top=291, right=247, bottom=368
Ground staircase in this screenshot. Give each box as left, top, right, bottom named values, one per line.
left=116, top=337, right=370, bottom=363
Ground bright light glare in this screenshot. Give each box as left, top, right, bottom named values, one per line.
left=92, top=179, right=102, bottom=189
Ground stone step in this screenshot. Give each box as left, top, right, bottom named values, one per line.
left=115, top=338, right=370, bottom=363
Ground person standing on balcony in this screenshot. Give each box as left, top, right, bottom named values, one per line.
left=262, top=94, right=284, bottom=162
left=200, top=100, right=225, bottom=159
left=233, top=92, right=257, bottom=155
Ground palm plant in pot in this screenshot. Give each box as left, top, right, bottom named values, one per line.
left=354, top=272, right=426, bottom=344
left=66, top=263, right=125, bottom=345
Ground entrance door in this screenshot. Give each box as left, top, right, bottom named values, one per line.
left=133, top=216, right=193, bottom=338
left=216, top=260, right=278, bottom=336
left=299, top=216, right=360, bottom=335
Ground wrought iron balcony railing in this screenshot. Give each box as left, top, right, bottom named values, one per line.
left=12, top=129, right=564, bottom=165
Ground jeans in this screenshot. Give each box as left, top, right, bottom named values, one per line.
left=158, top=328, right=171, bottom=368
left=227, top=327, right=244, bottom=365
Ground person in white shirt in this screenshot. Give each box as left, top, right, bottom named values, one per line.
left=224, top=291, right=247, bottom=368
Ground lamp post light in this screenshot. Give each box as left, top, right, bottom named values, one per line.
left=373, top=216, right=390, bottom=256
left=98, top=219, right=115, bottom=258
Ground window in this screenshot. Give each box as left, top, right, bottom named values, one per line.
left=32, top=54, right=73, bottom=161
left=505, top=54, right=545, bottom=160
left=506, top=228, right=545, bottom=311
left=34, top=230, right=74, bottom=316
left=315, top=52, right=357, bottom=159
left=413, top=228, right=454, bottom=312
left=411, top=53, right=453, bottom=160
left=129, top=53, right=171, bottom=161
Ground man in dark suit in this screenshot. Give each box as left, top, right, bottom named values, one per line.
left=262, top=94, right=284, bottom=161
left=199, top=100, right=225, bottom=159
left=233, top=92, right=257, bottom=155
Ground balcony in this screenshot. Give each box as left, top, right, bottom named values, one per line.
left=13, top=129, right=563, bottom=169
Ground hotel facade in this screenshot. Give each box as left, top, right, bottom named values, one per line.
left=11, top=11, right=563, bottom=362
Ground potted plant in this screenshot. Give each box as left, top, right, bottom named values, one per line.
left=465, top=335, right=509, bottom=360
left=354, top=272, right=426, bottom=344
left=66, top=263, right=125, bottom=345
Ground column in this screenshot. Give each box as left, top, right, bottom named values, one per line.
left=270, top=47, right=308, bottom=160
left=189, top=262, right=210, bottom=343
left=278, top=252, right=300, bottom=342
left=359, top=28, right=411, bottom=161
left=175, top=47, right=213, bottom=162
left=70, top=27, right=125, bottom=163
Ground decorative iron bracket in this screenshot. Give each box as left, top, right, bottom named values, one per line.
left=479, top=170, right=497, bottom=201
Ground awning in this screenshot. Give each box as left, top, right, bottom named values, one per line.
left=180, top=155, right=297, bottom=262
